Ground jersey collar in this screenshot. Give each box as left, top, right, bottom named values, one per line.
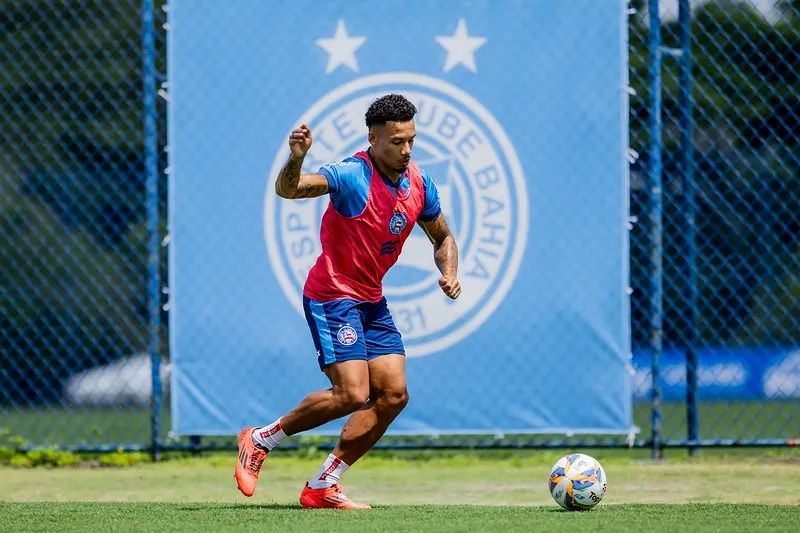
left=367, top=148, right=408, bottom=190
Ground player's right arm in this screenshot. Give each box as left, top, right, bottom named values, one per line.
left=275, top=124, right=330, bottom=199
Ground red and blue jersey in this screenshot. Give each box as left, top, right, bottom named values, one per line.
left=303, top=149, right=442, bottom=303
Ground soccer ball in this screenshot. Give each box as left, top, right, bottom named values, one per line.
left=548, top=453, right=607, bottom=510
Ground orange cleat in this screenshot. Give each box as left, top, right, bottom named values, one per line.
left=234, top=427, right=268, bottom=497
left=299, top=483, right=372, bottom=510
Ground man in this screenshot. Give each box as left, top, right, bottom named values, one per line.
left=235, top=94, right=460, bottom=509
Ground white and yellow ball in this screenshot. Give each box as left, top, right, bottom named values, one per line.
left=548, top=453, right=607, bottom=510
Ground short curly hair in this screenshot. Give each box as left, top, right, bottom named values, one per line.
left=365, top=94, right=417, bottom=128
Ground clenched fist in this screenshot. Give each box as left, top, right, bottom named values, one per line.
left=289, top=124, right=313, bottom=159
left=439, top=275, right=462, bottom=300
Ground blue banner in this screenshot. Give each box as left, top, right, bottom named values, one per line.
left=631, top=348, right=800, bottom=401
left=168, top=0, right=632, bottom=435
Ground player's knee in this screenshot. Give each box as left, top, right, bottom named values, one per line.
left=378, top=388, right=409, bottom=414
left=334, top=387, right=369, bottom=414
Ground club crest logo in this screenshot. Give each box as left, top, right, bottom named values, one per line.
left=265, top=73, right=528, bottom=357
left=337, top=325, right=358, bottom=345
left=389, top=211, right=408, bottom=235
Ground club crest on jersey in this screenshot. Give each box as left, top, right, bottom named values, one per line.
left=337, top=325, right=358, bottom=345
left=265, top=73, right=528, bottom=358
left=389, top=211, right=408, bottom=235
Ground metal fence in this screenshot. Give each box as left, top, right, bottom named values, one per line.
left=630, top=0, right=800, bottom=456
left=0, top=0, right=167, bottom=452
left=1, top=0, right=798, bottom=456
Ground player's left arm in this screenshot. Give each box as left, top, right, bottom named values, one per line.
left=418, top=214, right=461, bottom=300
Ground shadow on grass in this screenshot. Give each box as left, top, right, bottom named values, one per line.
left=177, top=503, right=417, bottom=511
left=177, top=504, right=301, bottom=511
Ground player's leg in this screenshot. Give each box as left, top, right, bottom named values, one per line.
left=278, top=359, right=369, bottom=434
left=235, top=298, right=369, bottom=498
left=331, top=352, right=408, bottom=466
left=299, top=355, right=404, bottom=510
left=236, top=360, right=369, bottom=498
left=301, top=298, right=407, bottom=509
left=299, top=355, right=405, bottom=510
left=347, top=296, right=410, bottom=459
left=329, top=297, right=408, bottom=466
left=299, top=299, right=406, bottom=509
left=277, top=298, right=371, bottom=434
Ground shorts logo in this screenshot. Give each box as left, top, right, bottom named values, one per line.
left=389, top=211, right=408, bottom=235
left=337, top=325, right=358, bottom=345
left=265, top=73, right=528, bottom=358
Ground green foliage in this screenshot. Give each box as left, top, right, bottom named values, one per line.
left=0, top=427, right=148, bottom=467
left=24, top=449, right=81, bottom=467
left=96, top=451, right=149, bottom=467
left=291, top=435, right=332, bottom=460
left=0, top=447, right=149, bottom=468
left=0, top=448, right=15, bottom=464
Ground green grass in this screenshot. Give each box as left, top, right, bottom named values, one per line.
left=2, top=502, right=798, bottom=533
left=3, top=400, right=799, bottom=449
left=1, top=452, right=800, bottom=532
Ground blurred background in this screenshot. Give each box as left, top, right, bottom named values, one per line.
left=0, top=0, right=798, bottom=454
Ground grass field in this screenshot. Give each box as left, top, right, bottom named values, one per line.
left=4, top=503, right=799, bottom=533
left=2, top=450, right=799, bottom=532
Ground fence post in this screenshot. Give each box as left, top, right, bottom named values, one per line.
left=142, top=0, right=162, bottom=462
left=677, top=0, right=699, bottom=457
left=647, top=0, right=664, bottom=461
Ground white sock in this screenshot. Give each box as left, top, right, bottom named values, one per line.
left=307, top=453, right=350, bottom=490
left=252, top=418, right=287, bottom=451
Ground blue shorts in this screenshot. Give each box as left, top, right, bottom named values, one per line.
left=303, top=296, right=405, bottom=371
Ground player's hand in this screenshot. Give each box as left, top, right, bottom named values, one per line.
left=289, top=124, right=313, bottom=159
left=439, top=275, right=461, bottom=300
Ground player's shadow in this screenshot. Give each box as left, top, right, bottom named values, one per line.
left=178, top=504, right=300, bottom=511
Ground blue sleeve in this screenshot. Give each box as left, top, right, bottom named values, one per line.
left=318, top=159, right=357, bottom=194
left=419, top=169, right=442, bottom=222
left=317, top=158, right=370, bottom=217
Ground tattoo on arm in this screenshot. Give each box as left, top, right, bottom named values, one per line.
left=275, top=157, right=329, bottom=199
left=276, top=156, right=302, bottom=197
left=291, top=181, right=329, bottom=199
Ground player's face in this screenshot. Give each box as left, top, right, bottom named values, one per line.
left=369, top=120, right=416, bottom=173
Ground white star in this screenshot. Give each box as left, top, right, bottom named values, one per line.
left=435, top=19, right=487, bottom=73
left=316, top=20, right=366, bottom=74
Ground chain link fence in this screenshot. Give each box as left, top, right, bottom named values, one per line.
left=0, top=0, right=168, bottom=451
left=628, top=0, right=800, bottom=449
left=1, top=0, right=798, bottom=453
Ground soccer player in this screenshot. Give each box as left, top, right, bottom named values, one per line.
left=235, top=94, right=460, bottom=509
